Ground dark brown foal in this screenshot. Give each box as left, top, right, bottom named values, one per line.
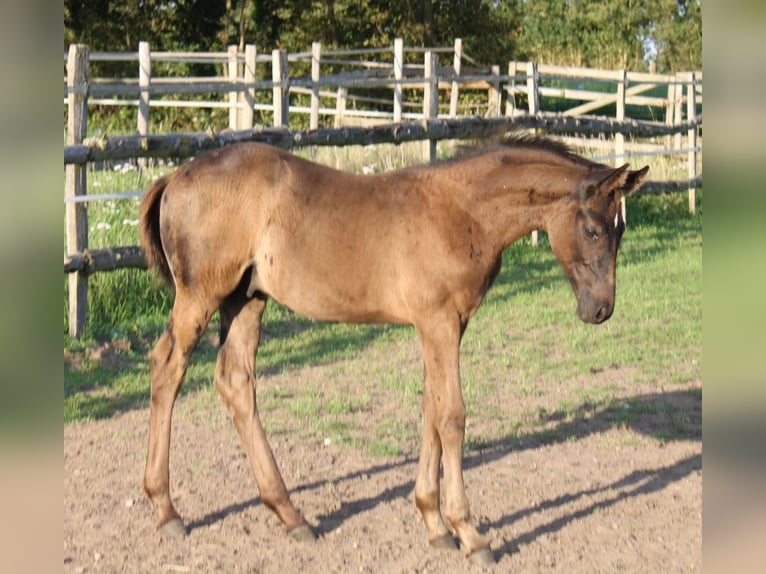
left=140, top=136, right=648, bottom=563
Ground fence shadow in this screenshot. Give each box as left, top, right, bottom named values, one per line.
left=188, top=387, right=701, bottom=559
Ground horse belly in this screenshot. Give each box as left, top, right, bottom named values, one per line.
left=253, top=235, right=404, bottom=324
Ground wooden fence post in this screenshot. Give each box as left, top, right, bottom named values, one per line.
left=526, top=61, right=540, bottom=117
left=664, top=75, right=677, bottom=150
left=673, top=72, right=683, bottom=151
left=137, top=41, right=151, bottom=167
left=527, top=61, right=540, bottom=246
left=272, top=49, right=289, bottom=127
left=423, top=51, right=439, bottom=162
left=334, top=87, right=347, bottom=128
left=228, top=45, right=239, bottom=130
left=686, top=72, right=698, bottom=214
left=449, top=38, right=462, bottom=118
left=487, top=65, right=501, bottom=117
left=310, top=42, right=321, bottom=130
left=615, top=69, right=627, bottom=222
left=505, top=61, right=519, bottom=117
left=66, top=44, right=89, bottom=338
left=393, top=38, right=403, bottom=123
left=242, top=44, right=256, bottom=129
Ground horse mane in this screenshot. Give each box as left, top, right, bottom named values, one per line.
left=448, top=131, right=600, bottom=168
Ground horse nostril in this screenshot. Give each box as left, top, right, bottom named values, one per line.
left=594, top=304, right=611, bottom=323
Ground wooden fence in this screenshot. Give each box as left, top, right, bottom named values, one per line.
left=64, top=39, right=702, bottom=139
left=64, top=41, right=702, bottom=337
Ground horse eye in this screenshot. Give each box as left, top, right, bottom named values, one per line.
left=584, top=227, right=600, bottom=241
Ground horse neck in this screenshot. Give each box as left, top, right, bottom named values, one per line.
left=448, top=151, right=586, bottom=252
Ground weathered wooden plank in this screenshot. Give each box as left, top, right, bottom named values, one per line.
left=137, top=42, right=151, bottom=138
left=526, top=62, right=539, bottom=116
left=615, top=69, right=627, bottom=222
left=537, top=64, right=623, bottom=81
left=505, top=62, right=519, bottom=117
left=449, top=38, right=462, bottom=118
left=685, top=72, right=698, bottom=214
left=64, top=115, right=704, bottom=165
left=334, top=87, right=348, bottom=128
left=636, top=177, right=703, bottom=196
left=228, top=45, right=239, bottom=130
left=65, top=247, right=146, bottom=275
left=423, top=52, right=439, bottom=162
left=65, top=44, right=89, bottom=338
left=137, top=41, right=151, bottom=168
left=242, top=45, right=257, bottom=130
left=487, top=65, right=501, bottom=118
left=310, top=42, right=321, bottom=130
left=272, top=49, right=289, bottom=127
left=393, top=38, right=403, bottom=123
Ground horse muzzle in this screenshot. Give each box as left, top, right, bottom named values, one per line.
left=576, top=293, right=614, bottom=324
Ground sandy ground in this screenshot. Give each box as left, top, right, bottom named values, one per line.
left=64, top=351, right=700, bottom=573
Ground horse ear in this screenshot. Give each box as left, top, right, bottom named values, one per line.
left=575, top=164, right=630, bottom=201
left=619, top=165, right=650, bottom=197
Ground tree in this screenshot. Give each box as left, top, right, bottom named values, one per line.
left=649, top=0, right=702, bottom=72
left=65, top=0, right=227, bottom=52
left=515, top=0, right=700, bottom=72
left=64, top=0, right=700, bottom=72
left=517, top=0, right=651, bottom=69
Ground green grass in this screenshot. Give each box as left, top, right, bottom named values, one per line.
left=64, top=150, right=701, bottom=458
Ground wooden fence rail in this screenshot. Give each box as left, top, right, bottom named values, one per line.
left=64, top=41, right=702, bottom=338
left=64, top=114, right=702, bottom=166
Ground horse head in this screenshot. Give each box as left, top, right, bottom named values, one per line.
left=547, top=163, right=649, bottom=324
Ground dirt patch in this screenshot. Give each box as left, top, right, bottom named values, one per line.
left=64, top=362, right=701, bottom=573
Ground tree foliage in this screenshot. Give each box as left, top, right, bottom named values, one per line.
left=515, top=0, right=701, bottom=72
left=64, top=0, right=700, bottom=73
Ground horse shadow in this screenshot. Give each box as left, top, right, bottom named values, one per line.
left=188, top=387, right=701, bottom=562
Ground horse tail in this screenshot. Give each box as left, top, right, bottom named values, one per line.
left=140, top=176, right=174, bottom=289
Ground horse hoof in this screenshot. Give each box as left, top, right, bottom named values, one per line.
left=430, top=534, right=458, bottom=551
left=288, top=524, right=317, bottom=543
left=159, top=517, right=187, bottom=538
left=468, top=547, right=495, bottom=566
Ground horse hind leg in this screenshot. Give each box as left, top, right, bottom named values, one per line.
left=214, top=291, right=314, bottom=541
left=144, top=290, right=215, bottom=537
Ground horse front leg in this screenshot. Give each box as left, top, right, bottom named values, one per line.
left=416, top=315, right=494, bottom=564
left=144, top=294, right=212, bottom=537
left=414, top=376, right=454, bottom=549
left=214, top=295, right=314, bottom=541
